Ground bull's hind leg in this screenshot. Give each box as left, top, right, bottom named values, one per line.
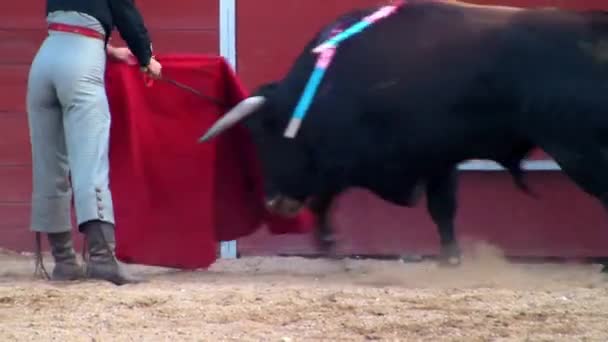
left=426, top=166, right=461, bottom=267
left=541, top=145, right=608, bottom=273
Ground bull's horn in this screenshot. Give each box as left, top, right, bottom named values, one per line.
left=197, top=96, right=266, bottom=143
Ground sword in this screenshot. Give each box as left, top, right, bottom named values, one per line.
left=138, top=61, right=227, bottom=108
left=159, top=76, right=228, bottom=108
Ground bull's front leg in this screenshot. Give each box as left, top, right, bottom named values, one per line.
left=426, top=167, right=462, bottom=267
left=308, top=191, right=339, bottom=256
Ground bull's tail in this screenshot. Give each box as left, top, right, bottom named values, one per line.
left=504, top=161, right=539, bottom=199
left=496, top=143, right=539, bottom=199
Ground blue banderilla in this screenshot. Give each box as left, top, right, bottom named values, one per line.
left=283, top=2, right=404, bottom=139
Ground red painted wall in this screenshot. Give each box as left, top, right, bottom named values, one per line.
left=0, top=0, right=219, bottom=251
left=234, top=0, right=608, bottom=258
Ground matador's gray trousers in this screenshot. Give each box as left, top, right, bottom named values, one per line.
left=26, top=11, right=115, bottom=233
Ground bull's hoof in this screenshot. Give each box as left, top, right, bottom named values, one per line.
left=601, top=264, right=608, bottom=274
left=438, top=256, right=462, bottom=268
left=438, top=244, right=462, bottom=268
left=315, top=234, right=337, bottom=256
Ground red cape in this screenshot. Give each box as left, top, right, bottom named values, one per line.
left=105, top=54, right=315, bottom=269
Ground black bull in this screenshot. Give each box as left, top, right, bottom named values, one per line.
left=199, top=1, right=608, bottom=272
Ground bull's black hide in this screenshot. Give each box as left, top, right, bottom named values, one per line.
left=200, top=0, right=608, bottom=272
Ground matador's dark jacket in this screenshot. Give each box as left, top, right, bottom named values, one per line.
left=47, top=0, right=153, bottom=67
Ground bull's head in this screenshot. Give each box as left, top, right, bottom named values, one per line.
left=198, top=84, right=313, bottom=217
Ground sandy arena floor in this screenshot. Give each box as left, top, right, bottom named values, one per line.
left=0, top=244, right=607, bottom=341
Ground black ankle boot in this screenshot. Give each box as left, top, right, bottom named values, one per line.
left=47, top=232, right=86, bottom=281
left=81, top=220, right=143, bottom=285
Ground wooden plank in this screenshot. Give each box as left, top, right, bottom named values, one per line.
left=0, top=0, right=218, bottom=30
left=110, top=29, right=219, bottom=55
left=0, top=2, right=45, bottom=29
left=0, top=203, right=32, bottom=252
left=0, top=112, right=30, bottom=166
left=0, top=203, right=29, bottom=230
left=1, top=28, right=219, bottom=66
left=0, top=165, right=31, bottom=203
left=0, top=29, right=46, bottom=65
left=134, top=0, right=218, bottom=30
left=0, top=30, right=217, bottom=112
left=0, top=65, right=28, bottom=113
left=236, top=0, right=383, bottom=90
